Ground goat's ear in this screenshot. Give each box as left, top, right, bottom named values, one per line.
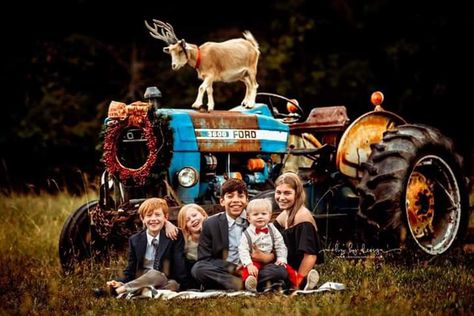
left=163, top=47, right=170, bottom=54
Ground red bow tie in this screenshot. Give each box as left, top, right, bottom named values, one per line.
left=256, top=227, right=269, bottom=234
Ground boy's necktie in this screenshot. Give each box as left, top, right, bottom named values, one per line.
left=152, top=238, right=160, bottom=270
left=236, top=217, right=247, bottom=228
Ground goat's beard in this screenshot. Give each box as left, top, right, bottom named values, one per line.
left=171, top=63, right=186, bottom=71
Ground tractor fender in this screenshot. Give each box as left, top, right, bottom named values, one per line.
left=336, top=110, right=406, bottom=179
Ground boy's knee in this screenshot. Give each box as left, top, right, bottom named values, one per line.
left=265, top=264, right=288, bottom=279
left=191, top=261, right=204, bottom=280
left=278, top=266, right=289, bottom=279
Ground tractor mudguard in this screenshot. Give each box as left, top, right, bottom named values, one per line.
left=336, top=110, right=406, bottom=179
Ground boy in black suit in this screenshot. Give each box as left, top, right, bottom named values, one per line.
left=105, top=198, right=187, bottom=296
left=191, top=178, right=287, bottom=291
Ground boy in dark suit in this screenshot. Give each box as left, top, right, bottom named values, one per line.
left=105, top=198, right=187, bottom=296
left=191, top=179, right=287, bottom=291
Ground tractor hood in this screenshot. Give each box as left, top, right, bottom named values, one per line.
left=158, top=104, right=289, bottom=153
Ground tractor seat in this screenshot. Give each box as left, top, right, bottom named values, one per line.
left=290, top=105, right=349, bottom=133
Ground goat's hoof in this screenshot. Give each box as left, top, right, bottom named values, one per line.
left=241, top=101, right=254, bottom=109
left=191, top=103, right=201, bottom=109
left=197, top=105, right=208, bottom=113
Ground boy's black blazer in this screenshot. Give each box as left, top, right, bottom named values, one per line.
left=120, top=228, right=187, bottom=286
left=197, top=212, right=248, bottom=261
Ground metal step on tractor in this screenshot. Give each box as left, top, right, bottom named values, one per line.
left=59, top=87, right=471, bottom=271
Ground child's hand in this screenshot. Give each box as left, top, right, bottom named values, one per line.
left=251, top=245, right=275, bottom=263
left=165, top=221, right=179, bottom=240
left=247, top=264, right=259, bottom=277
left=106, top=280, right=123, bottom=288
left=275, top=259, right=286, bottom=266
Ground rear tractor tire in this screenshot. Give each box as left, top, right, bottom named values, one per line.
left=357, top=124, right=469, bottom=257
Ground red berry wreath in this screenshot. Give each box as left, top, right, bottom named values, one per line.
left=103, top=116, right=158, bottom=186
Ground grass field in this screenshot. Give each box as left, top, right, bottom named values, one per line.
left=0, top=192, right=473, bottom=315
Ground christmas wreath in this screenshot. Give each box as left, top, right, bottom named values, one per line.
left=103, top=116, right=158, bottom=186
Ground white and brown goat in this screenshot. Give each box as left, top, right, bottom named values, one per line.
left=145, top=19, right=260, bottom=111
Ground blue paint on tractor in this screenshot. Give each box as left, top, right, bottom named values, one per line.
left=156, top=105, right=289, bottom=203
left=160, top=109, right=198, bottom=151
left=232, top=103, right=273, bottom=117
left=243, top=104, right=288, bottom=153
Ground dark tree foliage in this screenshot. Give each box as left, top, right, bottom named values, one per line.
left=1, top=0, right=472, bottom=192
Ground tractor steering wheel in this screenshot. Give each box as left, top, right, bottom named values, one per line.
left=256, top=92, right=304, bottom=124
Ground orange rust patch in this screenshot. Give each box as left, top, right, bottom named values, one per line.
left=189, top=110, right=261, bottom=152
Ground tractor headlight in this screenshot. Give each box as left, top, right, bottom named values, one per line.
left=177, top=167, right=199, bottom=187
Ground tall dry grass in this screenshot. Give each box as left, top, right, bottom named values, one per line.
left=0, top=192, right=473, bottom=315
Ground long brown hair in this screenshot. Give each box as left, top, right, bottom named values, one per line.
left=275, top=172, right=305, bottom=227
left=177, top=204, right=208, bottom=242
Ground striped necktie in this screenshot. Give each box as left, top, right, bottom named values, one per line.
left=152, top=238, right=160, bottom=270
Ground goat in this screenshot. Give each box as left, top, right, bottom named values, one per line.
left=145, top=19, right=260, bottom=111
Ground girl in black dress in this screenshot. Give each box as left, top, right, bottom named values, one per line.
left=273, top=172, right=323, bottom=290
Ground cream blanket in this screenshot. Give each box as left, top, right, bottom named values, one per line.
left=118, top=282, right=346, bottom=300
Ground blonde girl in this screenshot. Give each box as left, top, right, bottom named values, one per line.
left=177, top=204, right=208, bottom=289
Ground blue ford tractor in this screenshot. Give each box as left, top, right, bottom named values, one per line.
left=59, top=88, right=470, bottom=271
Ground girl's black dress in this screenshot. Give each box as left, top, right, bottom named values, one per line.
left=274, top=221, right=324, bottom=269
